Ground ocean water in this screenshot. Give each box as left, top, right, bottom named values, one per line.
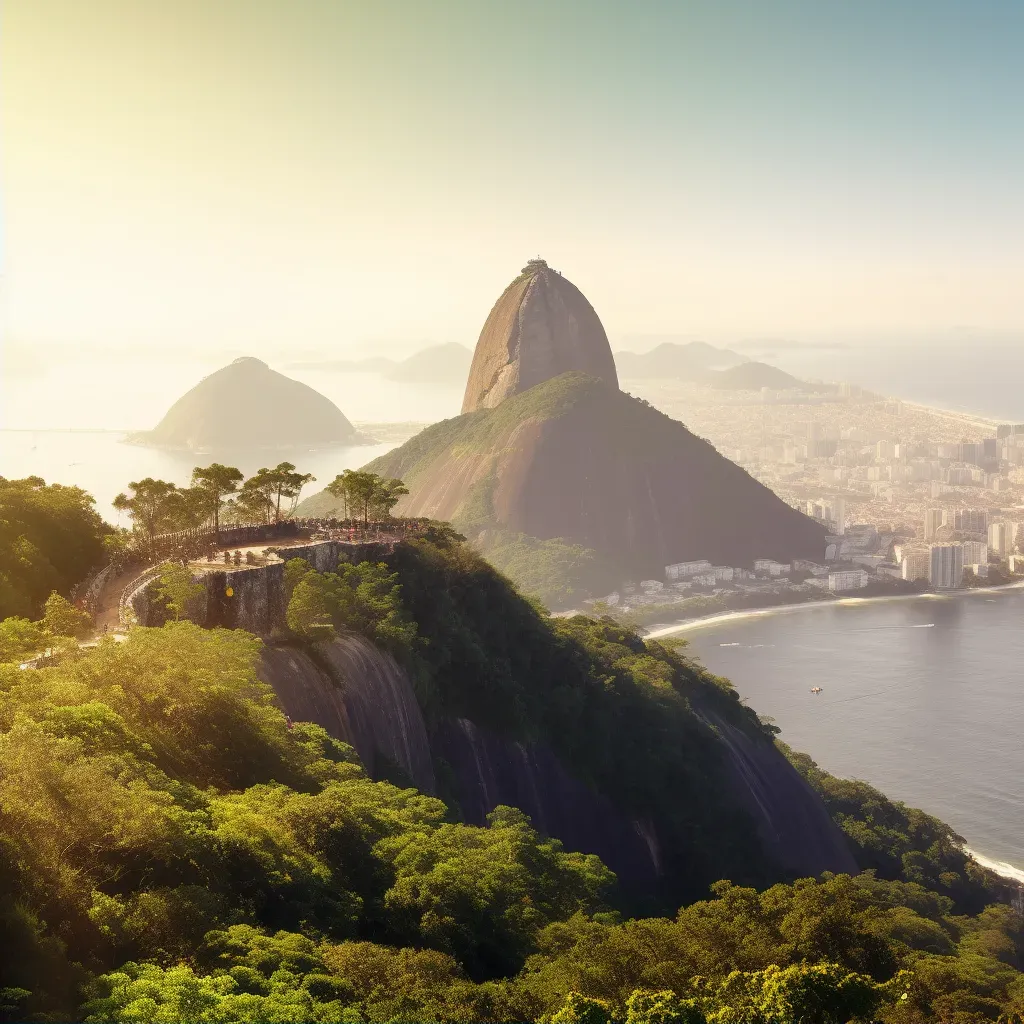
left=0, top=356, right=463, bottom=520
left=764, top=340, right=1024, bottom=423
left=0, top=430, right=403, bottom=523
left=670, top=588, right=1024, bottom=874
left=0, top=357, right=463, bottom=432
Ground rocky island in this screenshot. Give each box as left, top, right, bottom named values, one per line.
left=129, top=356, right=361, bottom=451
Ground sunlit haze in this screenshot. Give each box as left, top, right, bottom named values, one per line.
left=4, top=0, right=1024, bottom=377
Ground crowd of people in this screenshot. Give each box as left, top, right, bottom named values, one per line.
left=298, top=516, right=427, bottom=544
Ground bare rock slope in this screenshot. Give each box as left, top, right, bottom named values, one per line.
left=462, top=259, right=618, bottom=412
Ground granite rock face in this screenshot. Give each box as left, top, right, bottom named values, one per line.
left=134, top=357, right=357, bottom=450
left=699, top=711, right=859, bottom=879
left=462, top=259, right=618, bottom=412
left=433, top=717, right=662, bottom=894
left=255, top=638, right=856, bottom=894
left=257, top=641, right=662, bottom=890
left=259, top=637, right=437, bottom=795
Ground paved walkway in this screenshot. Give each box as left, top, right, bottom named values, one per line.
left=93, top=565, right=154, bottom=634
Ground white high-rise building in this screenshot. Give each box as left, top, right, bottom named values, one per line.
left=828, top=570, right=869, bottom=592
left=929, top=544, right=964, bottom=589
left=901, top=549, right=930, bottom=582
left=923, top=508, right=945, bottom=540
left=832, top=497, right=846, bottom=535
left=952, top=508, right=988, bottom=535
left=988, top=522, right=1011, bottom=557
left=962, top=540, right=988, bottom=565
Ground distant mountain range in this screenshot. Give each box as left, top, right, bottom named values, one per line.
left=287, top=339, right=816, bottom=392
left=613, top=340, right=745, bottom=377
left=287, top=343, right=473, bottom=385
left=708, top=360, right=807, bottom=391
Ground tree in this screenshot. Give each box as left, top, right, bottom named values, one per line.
left=266, top=463, right=315, bottom=523
left=112, top=479, right=179, bottom=554
left=370, top=477, right=408, bottom=520
left=234, top=464, right=314, bottom=526
left=163, top=488, right=211, bottom=533
left=230, top=479, right=275, bottom=525
left=0, top=477, right=109, bottom=618
left=0, top=617, right=47, bottom=663
left=190, top=465, right=244, bottom=536
left=154, top=563, right=205, bottom=622
left=625, top=989, right=705, bottom=1024
left=42, top=592, right=91, bottom=640
left=285, top=575, right=338, bottom=642
left=327, top=470, right=376, bottom=525
left=325, top=471, right=407, bottom=526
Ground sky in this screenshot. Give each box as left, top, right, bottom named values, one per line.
left=2, top=0, right=1024, bottom=367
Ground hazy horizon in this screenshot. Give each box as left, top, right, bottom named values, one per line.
left=4, top=0, right=1024, bottom=371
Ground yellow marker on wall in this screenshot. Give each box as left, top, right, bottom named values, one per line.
left=225, top=586, right=234, bottom=597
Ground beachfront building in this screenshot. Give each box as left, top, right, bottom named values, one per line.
left=929, top=544, right=964, bottom=589
left=828, top=569, right=869, bottom=592
left=923, top=508, right=945, bottom=541
left=988, top=521, right=1011, bottom=557
left=754, top=558, right=790, bottom=577
left=665, top=559, right=712, bottom=580
left=962, top=540, right=988, bottom=565
left=901, top=548, right=931, bottom=582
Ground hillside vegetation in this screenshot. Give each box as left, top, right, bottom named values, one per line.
left=0, top=476, right=109, bottom=619
left=1, top=526, right=1022, bottom=1020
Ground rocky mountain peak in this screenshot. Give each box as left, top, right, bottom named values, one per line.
left=462, top=260, right=619, bottom=413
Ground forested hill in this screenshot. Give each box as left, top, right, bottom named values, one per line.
left=265, top=529, right=859, bottom=898
left=294, top=373, right=825, bottom=582
left=2, top=516, right=1023, bottom=1020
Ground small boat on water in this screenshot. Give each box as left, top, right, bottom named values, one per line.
left=810, top=686, right=823, bottom=694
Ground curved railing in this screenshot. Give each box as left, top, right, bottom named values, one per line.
left=118, top=565, right=165, bottom=627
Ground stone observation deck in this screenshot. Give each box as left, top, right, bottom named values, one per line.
left=121, top=525, right=417, bottom=634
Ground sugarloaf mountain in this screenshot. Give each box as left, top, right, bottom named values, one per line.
left=301, top=259, right=824, bottom=581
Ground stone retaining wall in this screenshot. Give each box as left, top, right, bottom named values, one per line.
left=130, top=540, right=392, bottom=634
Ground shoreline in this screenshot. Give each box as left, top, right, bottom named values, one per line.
left=897, top=399, right=1002, bottom=432
left=645, top=584, right=1024, bottom=886
left=644, top=579, right=1024, bottom=639
left=965, top=847, right=1024, bottom=885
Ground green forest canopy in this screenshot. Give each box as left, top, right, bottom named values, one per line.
left=0, top=476, right=109, bottom=619
left=0, top=622, right=1022, bottom=1022
left=1, top=492, right=1023, bottom=1021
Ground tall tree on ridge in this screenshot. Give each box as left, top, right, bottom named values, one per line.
left=326, top=470, right=407, bottom=526
left=191, top=464, right=244, bottom=537
left=267, top=463, right=316, bottom=522
left=112, top=478, right=179, bottom=555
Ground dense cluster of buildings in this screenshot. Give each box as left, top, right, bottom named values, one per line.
left=597, top=379, right=1024, bottom=613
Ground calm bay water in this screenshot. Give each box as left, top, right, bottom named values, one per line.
left=0, top=357, right=462, bottom=521
left=669, top=589, right=1024, bottom=875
